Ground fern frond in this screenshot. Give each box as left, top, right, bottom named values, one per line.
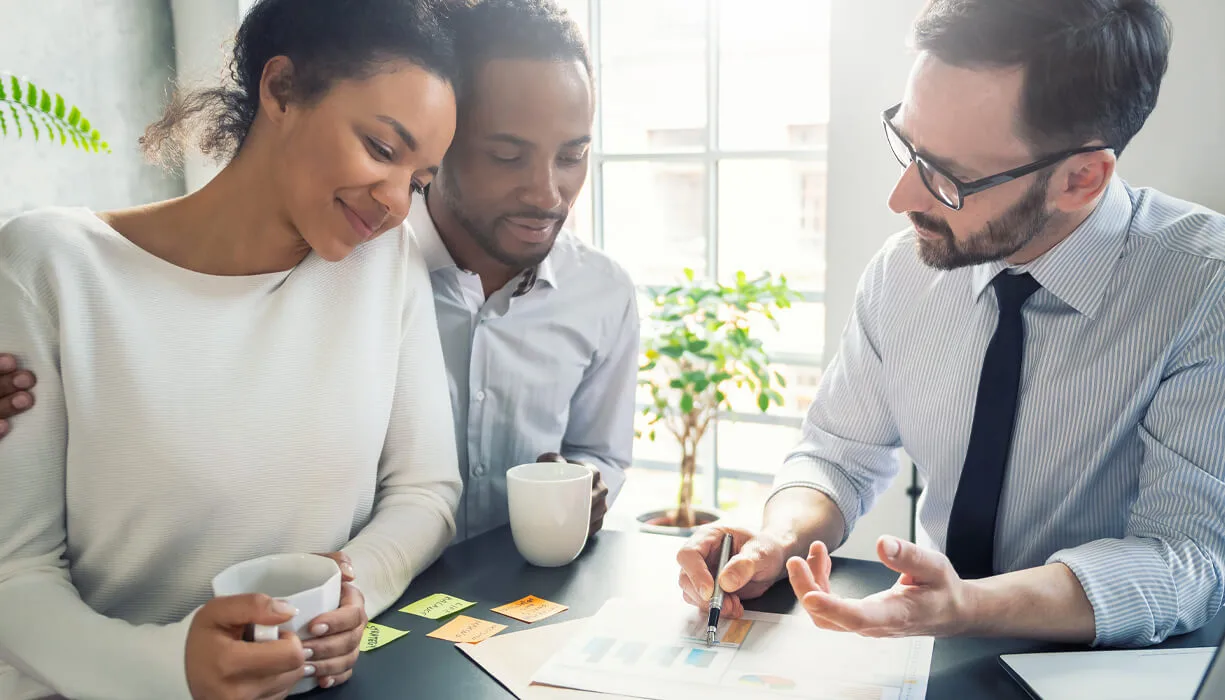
left=0, top=110, right=7, bottom=137
left=0, top=73, right=109, bottom=152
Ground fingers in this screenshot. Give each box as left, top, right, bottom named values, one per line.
left=315, top=552, right=356, bottom=582
left=0, top=354, right=14, bottom=373
left=0, top=385, right=35, bottom=420
left=303, top=644, right=358, bottom=680
left=229, top=631, right=306, bottom=680
left=676, top=528, right=726, bottom=599
left=305, top=583, right=365, bottom=644
left=718, top=537, right=775, bottom=594
left=786, top=556, right=821, bottom=600
left=536, top=452, right=566, bottom=463
left=0, top=419, right=8, bottom=439
left=806, top=541, right=833, bottom=593
left=877, top=536, right=949, bottom=585
left=315, top=669, right=354, bottom=691
left=205, top=594, right=298, bottom=630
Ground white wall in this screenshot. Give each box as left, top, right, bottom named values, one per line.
left=0, top=0, right=183, bottom=218
left=1119, top=0, right=1225, bottom=212
left=822, top=0, right=1225, bottom=560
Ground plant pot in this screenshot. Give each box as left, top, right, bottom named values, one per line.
left=635, top=507, right=724, bottom=538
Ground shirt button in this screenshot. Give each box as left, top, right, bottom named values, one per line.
left=473, top=463, right=485, bottom=476
left=475, top=390, right=486, bottom=402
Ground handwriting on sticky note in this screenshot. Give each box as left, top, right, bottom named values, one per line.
left=491, top=595, right=569, bottom=623
left=359, top=622, right=409, bottom=652
left=401, top=593, right=476, bottom=619
left=426, top=615, right=506, bottom=644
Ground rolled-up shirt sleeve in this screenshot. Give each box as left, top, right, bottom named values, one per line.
left=771, top=247, right=903, bottom=544
left=1047, top=276, right=1225, bottom=647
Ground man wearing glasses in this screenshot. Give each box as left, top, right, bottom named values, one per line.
left=678, top=0, right=1225, bottom=647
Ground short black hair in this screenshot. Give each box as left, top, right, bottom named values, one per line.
left=912, top=0, right=1172, bottom=155
left=445, top=0, right=591, bottom=110
left=144, top=0, right=457, bottom=165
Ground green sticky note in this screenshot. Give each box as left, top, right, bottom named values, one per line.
left=359, top=622, right=409, bottom=652
left=400, top=593, right=476, bottom=620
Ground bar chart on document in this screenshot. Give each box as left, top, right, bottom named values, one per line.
left=532, top=598, right=933, bottom=700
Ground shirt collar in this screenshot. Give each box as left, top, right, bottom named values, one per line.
left=970, top=177, right=1134, bottom=318
left=406, top=190, right=560, bottom=295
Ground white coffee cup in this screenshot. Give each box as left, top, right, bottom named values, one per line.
left=507, top=461, right=593, bottom=567
left=211, top=553, right=342, bottom=695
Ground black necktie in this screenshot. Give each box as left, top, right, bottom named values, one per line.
left=946, top=271, right=1042, bottom=579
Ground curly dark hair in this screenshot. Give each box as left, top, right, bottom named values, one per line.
left=912, top=0, right=1172, bottom=155
left=143, top=0, right=457, bottom=168
left=445, top=0, right=591, bottom=111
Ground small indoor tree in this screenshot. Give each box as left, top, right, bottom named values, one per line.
left=638, top=269, right=801, bottom=530
left=1, top=73, right=109, bottom=152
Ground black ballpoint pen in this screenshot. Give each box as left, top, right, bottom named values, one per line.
left=705, top=532, right=733, bottom=647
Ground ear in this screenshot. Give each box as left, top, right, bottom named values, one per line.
left=1051, top=147, right=1116, bottom=214
left=258, top=55, right=296, bottom=125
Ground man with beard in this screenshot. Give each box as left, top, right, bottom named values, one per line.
left=0, top=0, right=637, bottom=543
left=675, top=0, right=1225, bottom=647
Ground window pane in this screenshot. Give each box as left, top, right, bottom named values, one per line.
left=718, top=0, right=831, bottom=151
left=565, top=178, right=594, bottom=245
left=602, top=161, right=707, bottom=285
left=718, top=159, right=826, bottom=292
left=754, top=301, right=825, bottom=359
left=718, top=361, right=825, bottom=419
left=715, top=421, right=800, bottom=478
left=600, top=0, right=708, bottom=153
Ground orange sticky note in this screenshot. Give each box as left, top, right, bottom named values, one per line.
left=491, top=595, right=569, bottom=623
left=426, top=615, right=507, bottom=644
left=722, top=618, right=753, bottom=645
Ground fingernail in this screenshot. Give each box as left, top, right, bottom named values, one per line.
left=323, top=677, right=336, bottom=689
left=13, top=374, right=32, bottom=389
left=12, top=394, right=30, bottom=409
left=303, top=647, right=314, bottom=660
left=272, top=599, right=298, bottom=616
left=341, top=563, right=355, bottom=578
left=885, top=537, right=902, bottom=558
left=303, top=665, right=316, bottom=677
left=311, top=623, right=329, bottom=636
left=0, top=421, right=8, bottom=436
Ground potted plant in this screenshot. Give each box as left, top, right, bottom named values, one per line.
left=636, top=268, right=801, bottom=536
left=1, top=73, right=109, bottom=151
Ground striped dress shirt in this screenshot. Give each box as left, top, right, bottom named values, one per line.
left=774, top=178, right=1225, bottom=647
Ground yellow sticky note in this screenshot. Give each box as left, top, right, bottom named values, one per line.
left=491, top=595, right=569, bottom=623
left=359, top=622, right=409, bottom=652
left=426, top=615, right=507, bottom=644
left=722, top=618, right=753, bottom=645
left=400, top=593, right=476, bottom=620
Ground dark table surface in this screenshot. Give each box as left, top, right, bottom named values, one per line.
left=320, top=527, right=1224, bottom=700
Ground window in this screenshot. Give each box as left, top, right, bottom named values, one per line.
left=557, top=0, right=832, bottom=519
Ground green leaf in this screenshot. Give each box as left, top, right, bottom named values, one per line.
left=715, top=390, right=726, bottom=404
left=54, top=94, right=65, bottom=119
left=25, top=81, right=37, bottom=106
left=658, top=346, right=684, bottom=359
left=68, top=105, right=80, bottom=127
left=79, top=118, right=91, bottom=134
left=10, top=76, right=21, bottom=104
left=0, top=110, right=6, bottom=137
left=680, top=393, right=694, bottom=414
left=669, top=379, right=685, bottom=390
left=736, top=270, right=747, bottom=287
left=648, top=430, right=657, bottom=441
left=687, top=339, right=709, bottom=353
left=683, top=268, right=695, bottom=282
left=774, top=371, right=788, bottom=388
left=757, top=392, right=770, bottom=412
left=39, top=89, right=51, bottom=113
left=693, top=379, right=710, bottom=393
left=0, top=80, right=5, bottom=101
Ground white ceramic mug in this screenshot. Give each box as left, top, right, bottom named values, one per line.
left=211, top=553, right=342, bottom=695
left=507, top=461, right=593, bottom=567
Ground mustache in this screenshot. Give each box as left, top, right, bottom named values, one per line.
left=909, top=212, right=953, bottom=237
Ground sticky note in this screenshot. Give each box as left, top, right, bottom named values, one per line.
left=426, top=615, right=507, bottom=644
left=491, top=595, right=569, bottom=623
left=400, top=593, right=476, bottom=620
left=359, top=622, right=409, bottom=652
left=722, top=618, right=753, bottom=645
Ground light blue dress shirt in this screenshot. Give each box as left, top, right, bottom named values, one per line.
left=408, top=194, right=640, bottom=542
left=774, top=179, right=1225, bottom=647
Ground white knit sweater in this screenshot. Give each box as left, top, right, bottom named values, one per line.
left=0, top=208, right=461, bottom=699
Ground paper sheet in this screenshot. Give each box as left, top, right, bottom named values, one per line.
left=460, top=618, right=639, bottom=699
left=359, top=622, right=409, bottom=652
left=999, top=646, right=1216, bottom=700
left=531, top=598, right=932, bottom=700
left=401, top=593, right=476, bottom=619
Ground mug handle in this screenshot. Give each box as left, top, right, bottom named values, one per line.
left=249, top=624, right=279, bottom=642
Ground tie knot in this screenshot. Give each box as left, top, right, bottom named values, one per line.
left=991, top=271, right=1041, bottom=313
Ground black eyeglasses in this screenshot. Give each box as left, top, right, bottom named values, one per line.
left=882, top=103, right=1112, bottom=211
